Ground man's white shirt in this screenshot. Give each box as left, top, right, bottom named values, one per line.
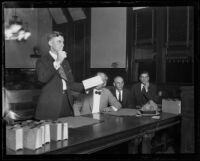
left=92, top=89, right=101, bottom=113
left=49, top=51, right=67, bottom=90
left=115, top=90, right=123, bottom=102
left=141, top=84, right=148, bottom=92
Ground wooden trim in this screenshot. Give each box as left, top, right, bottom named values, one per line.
left=85, top=8, right=91, bottom=78
left=62, top=8, right=73, bottom=23
left=4, top=89, right=40, bottom=103
left=126, top=7, right=134, bottom=82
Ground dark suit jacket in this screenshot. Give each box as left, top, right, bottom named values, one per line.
left=131, top=82, right=157, bottom=108
left=109, top=87, right=133, bottom=109
left=80, top=88, right=121, bottom=115
left=35, top=53, right=84, bottom=120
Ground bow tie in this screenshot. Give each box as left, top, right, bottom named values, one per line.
left=95, top=91, right=102, bottom=95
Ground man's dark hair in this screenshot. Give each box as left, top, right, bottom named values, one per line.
left=47, top=31, right=63, bottom=42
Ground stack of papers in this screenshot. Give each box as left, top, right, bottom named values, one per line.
left=104, top=108, right=139, bottom=116
left=58, top=116, right=101, bottom=128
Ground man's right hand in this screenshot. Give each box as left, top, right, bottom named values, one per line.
left=55, top=51, right=67, bottom=64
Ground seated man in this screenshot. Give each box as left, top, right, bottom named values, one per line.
left=80, top=72, right=121, bottom=115
left=131, top=71, right=158, bottom=109
left=109, top=76, right=133, bottom=109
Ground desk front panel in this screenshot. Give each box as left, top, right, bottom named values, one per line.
left=6, top=112, right=181, bottom=154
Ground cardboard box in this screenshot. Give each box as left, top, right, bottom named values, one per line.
left=23, top=125, right=42, bottom=150
left=50, top=122, right=62, bottom=141
left=6, top=125, right=23, bottom=151
left=162, top=99, right=181, bottom=114
left=62, top=122, right=68, bottom=140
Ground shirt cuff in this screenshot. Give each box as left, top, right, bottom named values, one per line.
left=53, top=61, right=61, bottom=70
left=111, top=106, right=118, bottom=111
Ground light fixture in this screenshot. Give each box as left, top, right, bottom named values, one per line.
left=5, top=8, right=31, bottom=41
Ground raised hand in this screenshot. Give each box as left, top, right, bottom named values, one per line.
left=56, top=51, right=67, bottom=64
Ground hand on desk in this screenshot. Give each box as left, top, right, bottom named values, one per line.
left=103, top=106, right=118, bottom=112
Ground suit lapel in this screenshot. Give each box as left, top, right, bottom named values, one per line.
left=137, top=83, right=143, bottom=104
left=122, top=89, right=125, bottom=103
left=88, top=91, right=94, bottom=112
left=99, top=89, right=104, bottom=111
left=113, top=89, right=117, bottom=98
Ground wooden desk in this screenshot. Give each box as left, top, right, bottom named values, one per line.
left=6, top=112, right=181, bottom=154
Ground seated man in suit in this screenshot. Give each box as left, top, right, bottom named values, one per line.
left=109, top=76, right=133, bottom=109
left=80, top=72, right=122, bottom=115
left=131, top=71, right=157, bottom=109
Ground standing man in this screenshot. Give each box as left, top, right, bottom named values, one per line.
left=80, top=72, right=121, bottom=115
left=109, top=76, right=133, bottom=109
left=35, top=31, right=84, bottom=120
left=131, top=71, right=157, bottom=109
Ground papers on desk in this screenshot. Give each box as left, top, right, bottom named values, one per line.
left=58, top=116, right=101, bottom=128
left=82, top=76, right=103, bottom=90
left=104, top=108, right=139, bottom=116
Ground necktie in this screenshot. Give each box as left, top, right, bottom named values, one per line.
left=95, top=91, right=101, bottom=95
left=118, top=90, right=122, bottom=102
left=141, top=85, right=148, bottom=106
left=142, top=85, right=146, bottom=94
left=58, top=66, right=68, bottom=81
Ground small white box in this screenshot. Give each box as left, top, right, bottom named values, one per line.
left=6, top=125, right=23, bottom=151
left=40, top=125, right=45, bottom=145
left=44, top=123, right=50, bottom=143
left=23, top=126, right=42, bottom=150
left=62, top=122, right=68, bottom=140
left=50, top=122, right=62, bottom=141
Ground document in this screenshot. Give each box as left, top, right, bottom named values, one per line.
left=82, top=76, right=103, bottom=90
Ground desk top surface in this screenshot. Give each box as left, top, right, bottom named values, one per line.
left=6, top=112, right=181, bottom=154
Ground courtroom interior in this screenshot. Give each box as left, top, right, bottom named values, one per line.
left=2, top=1, right=199, bottom=157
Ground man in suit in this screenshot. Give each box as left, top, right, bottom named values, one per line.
left=131, top=71, right=157, bottom=109
left=109, top=76, right=133, bottom=109
left=80, top=72, right=121, bottom=115
left=35, top=31, right=84, bottom=120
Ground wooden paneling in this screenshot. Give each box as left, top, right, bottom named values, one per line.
left=5, top=89, right=40, bottom=103
left=89, top=68, right=127, bottom=86
left=180, top=86, right=194, bottom=153
left=4, top=89, right=41, bottom=120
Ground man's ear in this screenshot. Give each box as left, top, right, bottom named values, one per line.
left=48, top=40, right=52, bottom=47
